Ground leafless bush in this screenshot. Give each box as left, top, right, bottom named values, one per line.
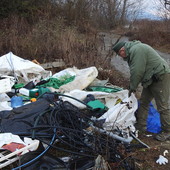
left=0, top=15, right=102, bottom=66
left=0, top=14, right=129, bottom=88
left=128, top=19, right=170, bottom=52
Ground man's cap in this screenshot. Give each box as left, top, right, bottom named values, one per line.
left=112, top=41, right=126, bottom=54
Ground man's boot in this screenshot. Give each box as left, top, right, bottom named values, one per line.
left=155, top=131, right=170, bottom=141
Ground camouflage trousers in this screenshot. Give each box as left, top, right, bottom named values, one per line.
left=136, top=73, right=170, bottom=132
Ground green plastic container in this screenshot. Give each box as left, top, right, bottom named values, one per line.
left=38, top=87, right=51, bottom=96
left=29, top=87, right=51, bottom=98
left=29, top=89, right=39, bottom=98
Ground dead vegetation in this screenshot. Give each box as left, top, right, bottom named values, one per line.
left=125, top=19, right=170, bottom=53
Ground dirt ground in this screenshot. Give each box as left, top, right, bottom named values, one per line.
left=106, top=33, right=170, bottom=170
left=113, top=70, right=170, bottom=170
left=98, top=65, right=170, bottom=170
left=114, top=72, right=170, bottom=170
left=130, top=131, right=170, bottom=170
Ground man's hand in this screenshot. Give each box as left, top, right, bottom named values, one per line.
left=128, top=89, right=135, bottom=97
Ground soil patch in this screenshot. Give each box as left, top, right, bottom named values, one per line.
left=132, top=132, right=170, bottom=170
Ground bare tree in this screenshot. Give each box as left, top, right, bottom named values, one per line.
left=153, top=0, right=170, bottom=19
left=164, top=0, right=170, bottom=11
left=120, top=0, right=127, bottom=25
left=90, top=0, right=122, bottom=29
left=52, top=0, right=146, bottom=29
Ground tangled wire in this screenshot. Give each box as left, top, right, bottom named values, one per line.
left=8, top=93, right=137, bottom=170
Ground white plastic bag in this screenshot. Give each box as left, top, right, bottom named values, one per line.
left=59, top=66, right=98, bottom=92
left=0, top=93, right=12, bottom=111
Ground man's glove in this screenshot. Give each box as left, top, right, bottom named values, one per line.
left=156, top=155, right=168, bottom=165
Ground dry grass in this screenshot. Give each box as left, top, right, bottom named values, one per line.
left=1, top=16, right=169, bottom=90
left=0, top=15, right=129, bottom=89
left=127, top=20, right=170, bottom=53
left=0, top=16, right=99, bottom=65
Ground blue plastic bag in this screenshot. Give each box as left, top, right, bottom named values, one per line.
left=147, top=102, right=161, bottom=133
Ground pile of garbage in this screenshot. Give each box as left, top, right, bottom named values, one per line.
left=0, top=52, right=143, bottom=169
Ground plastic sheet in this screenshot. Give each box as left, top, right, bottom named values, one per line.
left=0, top=52, right=51, bottom=83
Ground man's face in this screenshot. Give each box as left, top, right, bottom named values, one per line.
left=118, top=47, right=126, bottom=58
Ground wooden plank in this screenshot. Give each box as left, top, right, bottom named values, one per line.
left=41, top=59, right=65, bottom=69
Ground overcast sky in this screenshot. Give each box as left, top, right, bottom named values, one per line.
left=140, top=0, right=162, bottom=19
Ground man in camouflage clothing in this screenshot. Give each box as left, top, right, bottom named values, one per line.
left=113, top=40, right=170, bottom=141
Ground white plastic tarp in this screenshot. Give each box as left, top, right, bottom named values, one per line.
left=0, top=76, right=16, bottom=94
left=99, top=90, right=137, bottom=132
left=0, top=93, right=12, bottom=111
left=61, top=89, right=137, bottom=132
left=62, top=89, right=129, bottom=109
left=0, top=52, right=52, bottom=83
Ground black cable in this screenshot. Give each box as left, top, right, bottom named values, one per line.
left=31, top=125, right=120, bottom=154
left=32, top=108, right=53, bottom=139
left=23, top=95, right=134, bottom=169
left=35, top=136, right=96, bottom=158
left=37, top=92, right=93, bottom=110
left=12, top=128, right=57, bottom=170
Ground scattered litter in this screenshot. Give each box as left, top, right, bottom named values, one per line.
left=163, top=150, right=169, bottom=156
left=58, top=66, right=98, bottom=92
left=0, top=133, right=39, bottom=154
left=94, top=155, right=109, bottom=170
left=11, top=96, right=23, bottom=108
left=0, top=93, right=12, bottom=111
left=0, top=52, right=153, bottom=169
left=60, top=156, right=70, bottom=162
left=0, top=133, right=39, bottom=169
left=156, top=155, right=168, bottom=165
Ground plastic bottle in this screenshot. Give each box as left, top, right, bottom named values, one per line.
left=19, top=88, right=30, bottom=96
left=11, top=96, right=23, bottom=108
